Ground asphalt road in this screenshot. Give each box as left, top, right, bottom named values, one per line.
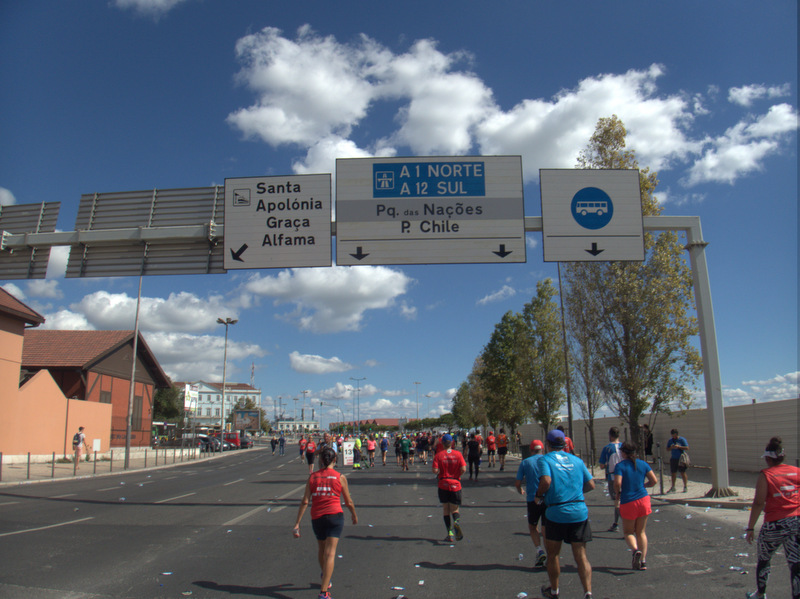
left=0, top=448, right=790, bottom=599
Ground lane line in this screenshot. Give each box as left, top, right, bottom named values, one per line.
left=51, top=493, right=77, bottom=498
left=0, top=517, right=94, bottom=538
left=223, top=484, right=306, bottom=526
left=154, top=492, right=196, bottom=504
left=0, top=501, right=20, bottom=506
left=224, top=478, right=244, bottom=486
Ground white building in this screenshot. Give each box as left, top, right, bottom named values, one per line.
left=180, top=381, right=262, bottom=430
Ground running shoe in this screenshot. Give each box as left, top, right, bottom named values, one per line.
left=745, top=593, right=766, bottom=599
left=318, top=592, right=332, bottom=599
left=453, top=520, right=463, bottom=541
left=632, top=550, right=642, bottom=570
left=541, top=585, right=559, bottom=599
left=535, top=551, right=547, bottom=567
left=443, top=532, right=455, bottom=543
left=607, top=523, right=619, bottom=532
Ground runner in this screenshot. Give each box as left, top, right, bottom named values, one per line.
left=497, top=428, right=509, bottom=471
left=432, top=433, right=467, bottom=543
left=613, top=441, right=657, bottom=571
left=486, top=431, right=497, bottom=468
left=305, top=437, right=317, bottom=475
left=299, top=436, right=307, bottom=461
left=399, top=434, right=411, bottom=471
left=466, top=432, right=482, bottom=481
left=366, top=434, right=376, bottom=468
left=293, top=447, right=358, bottom=599
left=379, top=435, right=389, bottom=466
left=515, top=439, right=547, bottom=568
left=536, top=429, right=595, bottom=599
left=744, top=435, right=799, bottom=599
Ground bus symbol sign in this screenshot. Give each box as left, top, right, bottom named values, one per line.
left=571, top=187, right=613, bottom=230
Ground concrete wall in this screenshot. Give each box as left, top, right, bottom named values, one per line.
left=518, top=397, right=798, bottom=472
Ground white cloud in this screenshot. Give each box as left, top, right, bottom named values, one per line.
left=728, top=83, right=791, bottom=107
left=0, top=187, right=16, bottom=206
left=113, top=0, right=189, bottom=18
left=69, top=290, right=230, bottom=333
left=27, top=279, right=62, bottom=299
left=45, top=246, right=70, bottom=279
left=145, top=331, right=266, bottom=382
left=289, top=350, right=354, bottom=374
left=227, top=28, right=797, bottom=194
left=477, top=284, right=516, bottom=306
left=1, top=283, right=25, bottom=300
left=684, top=104, right=798, bottom=186
left=40, top=309, right=93, bottom=330
left=242, top=265, right=413, bottom=333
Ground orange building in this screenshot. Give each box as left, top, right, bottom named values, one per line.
left=22, top=329, right=171, bottom=448
left=0, top=287, right=170, bottom=456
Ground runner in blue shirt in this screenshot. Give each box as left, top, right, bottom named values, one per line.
left=515, top=439, right=547, bottom=567
left=598, top=426, right=622, bottom=532
left=535, top=429, right=595, bottom=599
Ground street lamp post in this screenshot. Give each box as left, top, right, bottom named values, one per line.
left=349, top=377, right=365, bottom=435
left=414, top=381, right=421, bottom=423
left=216, top=317, right=238, bottom=438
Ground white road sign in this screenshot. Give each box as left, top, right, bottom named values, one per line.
left=336, top=156, right=526, bottom=265
left=539, top=169, right=644, bottom=262
left=223, top=175, right=332, bottom=269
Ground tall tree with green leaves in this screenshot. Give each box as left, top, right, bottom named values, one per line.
left=479, top=311, right=528, bottom=430
left=518, top=278, right=566, bottom=430
left=563, top=115, right=702, bottom=445
left=154, top=386, right=183, bottom=422
left=563, top=272, right=607, bottom=457
left=451, top=357, right=490, bottom=430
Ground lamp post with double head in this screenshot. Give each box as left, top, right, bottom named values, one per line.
left=349, top=377, right=365, bottom=435
left=216, top=317, right=238, bottom=439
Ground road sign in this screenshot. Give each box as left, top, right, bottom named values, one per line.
left=223, top=175, right=332, bottom=269
left=336, top=156, right=526, bottom=265
left=539, top=169, right=644, bottom=261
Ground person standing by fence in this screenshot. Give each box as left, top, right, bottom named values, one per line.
left=72, top=426, right=88, bottom=470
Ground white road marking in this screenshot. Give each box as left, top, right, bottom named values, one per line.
left=0, top=517, right=94, bottom=538
left=154, top=492, right=196, bottom=504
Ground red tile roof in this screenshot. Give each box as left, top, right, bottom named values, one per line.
left=21, top=330, right=172, bottom=388
left=0, top=287, right=45, bottom=326
left=23, top=330, right=132, bottom=367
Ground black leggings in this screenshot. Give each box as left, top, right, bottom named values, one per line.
left=468, top=456, right=480, bottom=477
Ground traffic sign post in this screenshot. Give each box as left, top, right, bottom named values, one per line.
left=223, top=175, right=332, bottom=269
left=539, top=169, right=645, bottom=262
left=335, top=156, right=526, bottom=265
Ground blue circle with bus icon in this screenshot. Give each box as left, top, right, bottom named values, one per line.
left=571, top=187, right=613, bottom=230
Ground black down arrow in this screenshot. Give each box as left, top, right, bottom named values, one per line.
left=586, top=242, right=604, bottom=256
left=493, top=244, right=512, bottom=258
left=350, top=246, right=369, bottom=261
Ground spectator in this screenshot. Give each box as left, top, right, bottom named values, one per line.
left=666, top=429, right=690, bottom=493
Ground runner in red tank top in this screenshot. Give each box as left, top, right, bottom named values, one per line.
left=745, top=436, right=799, bottom=599
left=294, top=447, right=357, bottom=599
left=432, top=434, right=467, bottom=543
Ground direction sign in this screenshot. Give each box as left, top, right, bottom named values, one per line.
left=539, top=169, right=644, bottom=262
left=223, top=175, right=332, bottom=269
left=336, top=156, right=526, bottom=265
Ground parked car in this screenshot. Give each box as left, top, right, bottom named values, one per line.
left=239, top=436, right=254, bottom=449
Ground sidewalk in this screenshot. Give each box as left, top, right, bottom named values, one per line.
left=0, top=447, right=227, bottom=487
left=642, top=464, right=756, bottom=510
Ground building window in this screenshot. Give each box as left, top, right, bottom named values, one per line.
left=99, top=390, right=112, bottom=404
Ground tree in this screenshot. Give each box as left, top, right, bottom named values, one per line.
left=153, top=386, right=183, bottom=421
left=451, top=357, right=490, bottom=430
left=563, top=115, right=702, bottom=446
left=479, top=311, right=528, bottom=430
left=563, top=268, right=607, bottom=458
left=517, top=279, right=566, bottom=430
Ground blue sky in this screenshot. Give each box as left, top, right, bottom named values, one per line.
left=1, top=0, right=797, bottom=427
